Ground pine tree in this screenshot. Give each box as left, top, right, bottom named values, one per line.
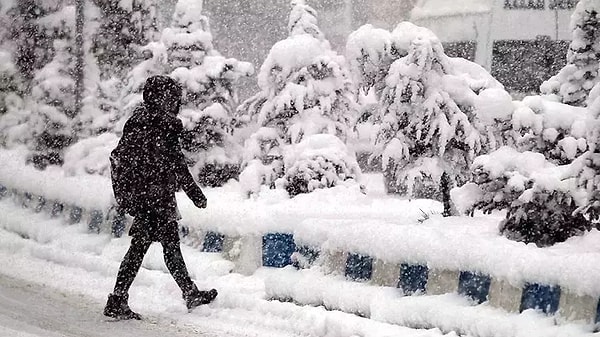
left=541, top=0, right=600, bottom=107
left=237, top=0, right=360, bottom=196
left=375, top=24, right=502, bottom=200
left=16, top=5, right=82, bottom=168
left=118, top=0, right=252, bottom=186
left=166, top=0, right=252, bottom=186
left=28, top=38, right=77, bottom=168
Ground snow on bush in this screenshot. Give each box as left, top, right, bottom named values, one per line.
left=237, top=0, right=359, bottom=197
left=452, top=146, right=592, bottom=247
left=540, top=0, right=600, bottom=107
left=282, top=134, right=361, bottom=197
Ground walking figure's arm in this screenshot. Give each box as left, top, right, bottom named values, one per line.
left=170, top=120, right=208, bottom=209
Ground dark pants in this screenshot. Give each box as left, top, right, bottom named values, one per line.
left=112, top=227, right=196, bottom=297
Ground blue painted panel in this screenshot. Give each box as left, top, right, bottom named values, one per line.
left=293, top=245, right=320, bottom=269
left=458, top=271, right=491, bottom=304
left=262, top=233, right=295, bottom=268
left=51, top=202, right=64, bottom=217
left=202, top=231, right=225, bottom=253
left=520, top=283, right=561, bottom=314
left=69, top=207, right=83, bottom=224
left=202, top=232, right=225, bottom=253
left=345, top=253, right=373, bottom=282
left=399, top=263, right=428, bottom=295
left=88, top=210, right=103, bottom=234
left=111, top=212, right=126, bottom=238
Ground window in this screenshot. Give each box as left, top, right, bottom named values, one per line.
left=504, top=0, right=545, bottom=9
left=548, top=0, right=577, bottom=10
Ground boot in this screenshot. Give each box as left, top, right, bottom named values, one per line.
left=184, top=286, right=218, bottom=310
left=103, top=293, right=142, bottom=320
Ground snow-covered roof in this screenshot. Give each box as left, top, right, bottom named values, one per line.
left=411, top=0, right=493, bottom=20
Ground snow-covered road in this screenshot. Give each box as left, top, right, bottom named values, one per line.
left=0, top=273, right=224, bottom=337
left=0, top=199, right=455, bottom=337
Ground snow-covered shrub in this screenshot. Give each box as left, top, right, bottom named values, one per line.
left=374, top=22, right=511, bottom=200
left=282, top=134, right=361, bottom=197
left=452, top=147, right=592, bottom=247
left=541, top=0, right=600, bottom=107
left=237, top=0, right=359, bottom=197
left=0, top=93, right=29, bottom=147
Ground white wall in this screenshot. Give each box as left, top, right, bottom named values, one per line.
left=410, top=0, right=574, bottom=71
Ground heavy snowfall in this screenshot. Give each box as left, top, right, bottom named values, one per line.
left=0, top=0, right=600, bottom=336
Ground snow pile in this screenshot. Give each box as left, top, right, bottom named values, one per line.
left=0, top=197, right=461, bottom=337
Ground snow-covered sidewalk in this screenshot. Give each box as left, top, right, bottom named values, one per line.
left=0, top=198, right=456, bottom=337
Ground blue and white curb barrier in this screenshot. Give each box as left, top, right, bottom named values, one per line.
left=1, top=181, right=599, bottom=329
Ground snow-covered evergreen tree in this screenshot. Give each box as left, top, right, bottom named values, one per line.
left=117, top=0, right=252, bottom=185
left=374, top=23, right=511, bottom=200
left=27, top=37, right=77, bottom=168
left=166, top=0, right=252, bottom=186
left=541, top=0, right=600, bottom=107
left=237, top=0, right=360, bottom=197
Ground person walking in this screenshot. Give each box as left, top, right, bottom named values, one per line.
left=104, top=75, right=217, bottom=320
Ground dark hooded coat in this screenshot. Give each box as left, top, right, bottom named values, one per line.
left=111, top=75, right=206, bottom=242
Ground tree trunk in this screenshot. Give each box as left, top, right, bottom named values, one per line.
left=73, top=0, right=85, bottom=118
left=441, top=171, right=453, bottom=217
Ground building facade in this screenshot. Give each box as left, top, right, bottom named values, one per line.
left=411, top=0, right=577, bottom=93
